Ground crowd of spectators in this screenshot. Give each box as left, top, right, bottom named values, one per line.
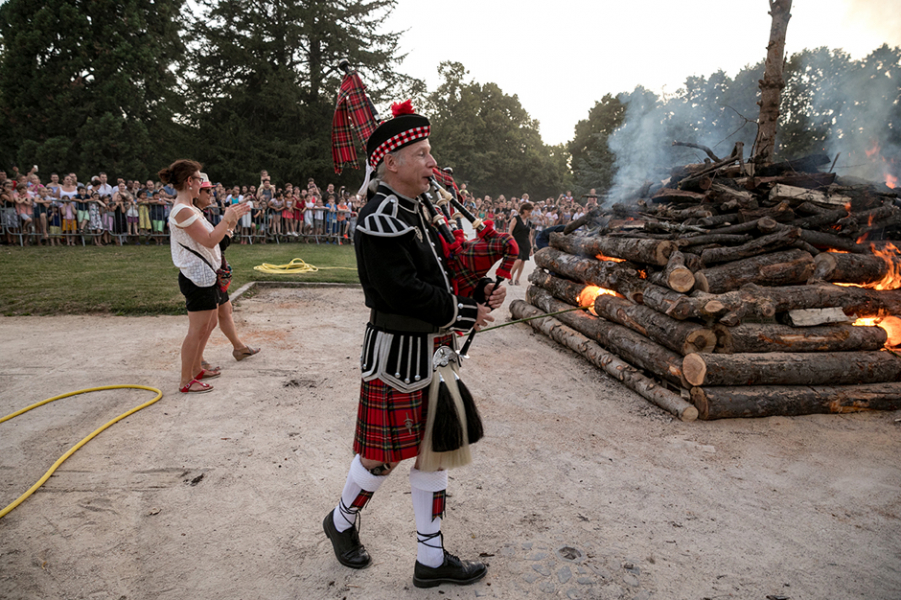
left=0, top=165, right=598, bottom=248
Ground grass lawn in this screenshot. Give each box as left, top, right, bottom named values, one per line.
left=0, top=242, right=359, bottom=316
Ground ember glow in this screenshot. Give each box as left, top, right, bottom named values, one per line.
left=853, top=315, right=901, bottom=350
left=868, top=243, right=901, bottom=291
left=577, top=285, right=617, bottom=311
left=596, top=254, right=626, bottom=263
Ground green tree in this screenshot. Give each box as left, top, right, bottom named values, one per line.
left=568, top=94, right=625, bottom=195
left=426, top=62, right=570, bottom=199
left=0, top=0, right=187, bottom=180
left=188, top=0, right=422, bottom=187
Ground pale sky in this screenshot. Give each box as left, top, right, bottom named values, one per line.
left=385, top=0, right=901, bottom=146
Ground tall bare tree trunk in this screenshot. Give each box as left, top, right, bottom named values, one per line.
left=752, top=0, right=793, bottom=167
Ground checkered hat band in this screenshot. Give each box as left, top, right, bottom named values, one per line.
left=369, top=126, right=430, bottom=169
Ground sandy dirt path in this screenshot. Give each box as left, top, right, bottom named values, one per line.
left=1, top=275, right=900, bottom=600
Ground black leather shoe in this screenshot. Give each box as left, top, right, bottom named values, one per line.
left=413, top=550, right=487, bottom=588
left=322, top=511, right=371, bottom=569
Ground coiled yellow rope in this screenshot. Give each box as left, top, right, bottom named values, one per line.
left=253, top=258, right=356, bottom=275
left=0, top=385, right=163, bottom=519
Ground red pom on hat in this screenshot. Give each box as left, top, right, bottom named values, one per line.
left=391, top=99, right=415, bottom=117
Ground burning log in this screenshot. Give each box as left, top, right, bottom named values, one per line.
left=509, top=300, right=698, bottom=421
left=526, top=286, right=689, bottom=387
left=690, top=382, right=901, bottom=420
left=697, top=249, right=815, bottom=294
left=797, top=229, right=869, bottom=253
left=592, top=294, right=717, bottom=355
left=647, top=250, right=696, bottom=292
left=738, top=200, right=795, bottom=223
left=532, top=247, right=637, bottom=289
left=714, top=322, right=887, bottom=353
left=549, top=232, right=677, bottom=266
left=682, top=350, right=901, bottom=387
left=811, top=251, right=896, bottom=285
left=527, top=268, right=610, bottom=307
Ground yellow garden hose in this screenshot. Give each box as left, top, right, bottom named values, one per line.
left=253, top=257, right=356, bottom=275
left=0, top=384, right=163, bottom=520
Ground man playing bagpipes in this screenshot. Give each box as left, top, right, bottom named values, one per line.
left=322, top=99, right=508, bottom=588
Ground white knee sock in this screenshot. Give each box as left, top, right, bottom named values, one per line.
left=409, top=467, right=448, bottom=568
left=333, top=454, right=387, bottom=532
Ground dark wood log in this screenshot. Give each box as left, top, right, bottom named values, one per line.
left=549, top=232, right=677, bottom=266
left=655, top=205, right=714, bottom=220
left=666, top=282, right=901, bottom=322
left=699, top=227, right=800, bottom=265
left=836, top=205, right=899, bottom=233
left=738, top=172, right=837, bottom=190
left=697, top=213, right=741, bottom=228
left=509, top=300, right=698, bottom=421
left=708, top=219, right=767, bottom=235
left=533, top=247, right=637, bottom=289
left=739, top=201, right=795, bottom=223
left=707, top=183, right=758, bottom=208
left=647, top=250, right=695, bottom=292
left=651, top=189, right=708, bottom=205
left=720, top=282, right=901, bottom=319
left=714, top=322, right=887, bottom=353
left=797, top=229, right=870, bottom=253
left=810, top=252, right=892, bottom=285
left=527, top=286, right=689, bottom=387
left=677, top=233, right=755, bottom=248
left=697, top=249, right=814, bottom=294
left=593, top=294, right=717, bottom=355
left=691, top=382, right=901, bottom=420
left=683, top=350, right=901, bottom=387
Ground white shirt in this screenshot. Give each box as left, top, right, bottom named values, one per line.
left=168, top=204, right=221, bottom=287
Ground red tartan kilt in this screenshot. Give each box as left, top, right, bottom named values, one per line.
left=353, top=333, right=455, bottom=463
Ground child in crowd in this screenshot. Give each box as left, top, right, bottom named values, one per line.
left=60, top=192, right=77, bottom=246
left=88, top=191, right=105, bottom=246
left=325, top=194, right=337, bottom=242
left=47, top=195, right=62, bottom=246
left=101, top=195, right=115, bottom=245
left=150, top=190, right=165, bottom=244
left=15, top=186, right=33, bottom=245
left=314, top=195, right=325, bottom=239
left=336, top=196, right=348, bottom=244
left=283, top=191, right=296, bottom=236
left=125, top=191, right=139, bottom=242
left=137, top=189, right=152, bottom=244
left=74, top=184, right=90, bottom=233
left=303, top=192, right=315, bottom=240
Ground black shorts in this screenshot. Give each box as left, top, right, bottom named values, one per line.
left=178, top=272, right=228, bottom=312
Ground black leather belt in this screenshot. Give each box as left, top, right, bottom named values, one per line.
left=370, top=309, right=439, bottom=334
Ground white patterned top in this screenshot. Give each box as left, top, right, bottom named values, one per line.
left=168, top=203, right=221, bottom=287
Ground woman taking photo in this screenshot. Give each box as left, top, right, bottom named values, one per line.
left=193, top=177, right=260, bottom=368
left=160, top=159, right=249, bottom=394
left=507, top=201, right=534, bottom=286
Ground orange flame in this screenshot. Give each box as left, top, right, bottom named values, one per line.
left=577, top=285, right=618, bottom=312
left=853, top=315, right=901, bottom=349
left=596, top=254, right=625, bottom=263
left=868, top=243, right=901, bottom=290
left=865, top=141, right=881, bottom=159
left=887, top=173, right=898, bottom=189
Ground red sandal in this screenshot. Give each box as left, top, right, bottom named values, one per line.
left=196, top=368, right=221, bottom=380
left=180, top=378, right=213, bottom=394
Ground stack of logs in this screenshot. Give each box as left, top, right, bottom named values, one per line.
left=510, top=155, right=901, bottom=421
